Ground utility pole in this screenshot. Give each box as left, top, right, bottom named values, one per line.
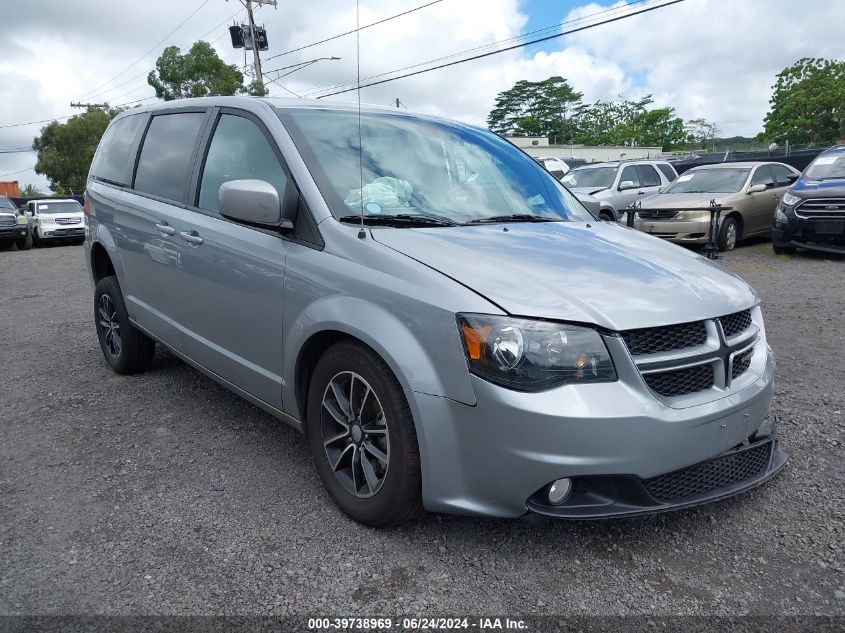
left=395, top=98, right=400, bottom=108
left=243, top=0, right=276, bottom=87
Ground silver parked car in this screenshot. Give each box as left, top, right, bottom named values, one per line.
left=562, top=159, right=678, bottom=221
left=84, top=97, right=786, bottom=526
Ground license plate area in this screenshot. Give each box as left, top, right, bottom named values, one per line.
left=815, top=220, right=844, bottom=235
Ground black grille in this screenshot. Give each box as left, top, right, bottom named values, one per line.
left=636, top=209, right=680, bottom=220
left=0, top=215, right=16, bottom=227
left=732, top=348, right=754, bottom=379
left=720, top=309, right=752, bottom=338
left=643, top=442, right=771, bottom=502
left=796, top=198, right=845, bottom=219
left=643, top=364, right=713, bottom=397
left=622, top=321, right=707, bottom=356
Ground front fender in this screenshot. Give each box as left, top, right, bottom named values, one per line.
left=283, top=294, right=478, bottom=415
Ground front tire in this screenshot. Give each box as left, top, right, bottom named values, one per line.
left=94, top=276, right=155, bottom=374
left=773, top=244, right=796, bottom=256
left=306, top=341, right=422, bottom=527
left=718, top=216, right=739, bottom=252
left=16, top=234, right=32, bottom=251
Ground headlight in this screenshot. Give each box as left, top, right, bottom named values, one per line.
left=775, top=204, right=788, bottom=223
left=781, top=192, right=801, bottom=207
left=457, top=314, right=617, bottom=391
left=16, top=215, right=27, bottom=225
left=674, top=210, right=711, bottom=220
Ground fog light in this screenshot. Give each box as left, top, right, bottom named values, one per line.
left=547, top=478, right=572, bottom=505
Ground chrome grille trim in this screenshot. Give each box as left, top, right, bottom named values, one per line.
left=795, top=198, right=845, bottom=220
left=0, top=215, right=16, bottom=228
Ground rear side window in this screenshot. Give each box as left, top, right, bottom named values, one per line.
left=657, top=163, right=677, bottom=182
left=197, top=114, right=287, bottom=213
left=620, top=165, right=640, bottom=188
left=637, top=164, right=661, bottom=187
left=90, top=114, right=144, bottom=186
left=134, top=112, right=206, bottom=202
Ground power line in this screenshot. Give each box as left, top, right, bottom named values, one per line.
left=314, top=0, right=684, bottom=99
left=76, top=0, right=214, bottom=101
left=264, top=0, right=445, bottom=62
left=304, top=0, right=649, bottom=99
left=0, top=167, right=36, bottom=178
left=0, top=96, right=155, bottom=130
left=0, top=148, right=34, bottom=154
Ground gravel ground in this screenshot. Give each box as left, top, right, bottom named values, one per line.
left=0, top=240, right=843, bottom=617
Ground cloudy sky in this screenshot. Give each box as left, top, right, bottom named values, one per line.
left=1, top=0, right=843, bottom=192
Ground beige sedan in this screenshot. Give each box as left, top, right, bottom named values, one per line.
left=629, top=162, right=800, bottom=251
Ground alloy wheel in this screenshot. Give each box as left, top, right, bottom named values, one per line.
left=726, top=222, right=737, bottom=250
left=98, top=294, right=121, bottom=359
left=320, top=371, right=390, bottom=498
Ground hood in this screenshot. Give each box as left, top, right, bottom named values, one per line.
left=790, top=178, right=845, bottom=198
left=570, top=186, right=609, bottom=197
left=373, top=222, right=756, bottom=331
left=637, top=192, right=738, bottom=209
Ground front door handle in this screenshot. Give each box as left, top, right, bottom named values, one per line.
left=637, top=191, right=646, bottom=195
left=180, top=230, right=203, bottom=245
left=155, top=222, right=176, bottom=236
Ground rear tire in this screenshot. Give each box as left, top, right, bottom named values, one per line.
left=773, top=244, right=796, bottom=256
left=306, top=340, right=422, bottom=527
left=718, top=216, right=739, bottom=251
left=94, top=275, right=155, bottom=374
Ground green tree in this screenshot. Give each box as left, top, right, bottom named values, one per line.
left=763, top=58, right=845, bottom=146
left=487, top=77, right=584, bottom=144
left=148, top=41, right=267, bottom=100
left=19, top=184, right=46, bottom=198
left=33, top=108, right=119, bottom=194
left=573, top=96, right=686, bottom=148
left=685, top=118, right=718, bottom=150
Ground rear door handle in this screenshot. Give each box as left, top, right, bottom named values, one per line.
left=155, top=221, right=176, bottom=236
left=179, top=230, right=203, bottom=245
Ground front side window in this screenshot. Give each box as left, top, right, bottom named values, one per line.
left=90, top=114, right=144, bottom=186
left=637, top=164, right=661, bottom=187
left=770, top=164, right=795, bottom=186
left=198, top=114, right=287, bottom=213
left=750, top=166, right=775, bottom=188
left=561, top=166, right=616, bottom=189
left=619, top=165, right=640, bottom=188
left=657, top=163, right=678, bottom=182
left=804, top=152, right=845, bottom=181
left=134, top=112, right=206, bottom=202
left=663, top=168, right=751, bottom=194
left=279, top=108, right=591, bottom=224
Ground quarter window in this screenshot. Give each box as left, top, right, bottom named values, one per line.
left=637, top=164, right=661, bottom=187
left=198, top=114, right=288, bottom=213
left=134, top=112, right=206, bottom=202
left=619, top=165, right=640, bottom=188
left=90, top=114, right=144, bottom=186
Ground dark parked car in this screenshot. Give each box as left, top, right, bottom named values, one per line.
left=773, top=145, right=845, bottom=255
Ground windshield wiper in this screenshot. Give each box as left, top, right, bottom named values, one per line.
left=465, top=214, right=560, bottom=224
left=338, top=213, right=458, bottom=227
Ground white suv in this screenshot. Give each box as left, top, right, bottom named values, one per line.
left=562, top=160, right=678, bottom=221
left=26, top=199, right=86, bottom=245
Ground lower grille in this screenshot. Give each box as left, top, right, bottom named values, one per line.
left=622, top=320, right=707, bottom=356
left=732, top=348, right=754, bottom=379
left=644, top=442, right=771, bottom=502
left=643, top=363, right=713, bottom=397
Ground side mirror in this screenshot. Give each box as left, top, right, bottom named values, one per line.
left=747, top=184, right=767, bottom=194
left=219, top=179, right=292, bottom=230
left=786, top=173, right=799, bottom=183
left=618, top=180, right=635, bottom=191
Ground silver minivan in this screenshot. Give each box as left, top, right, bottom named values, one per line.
left=85, top=97, right=786, bottom=526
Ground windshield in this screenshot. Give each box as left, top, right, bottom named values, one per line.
left=278, top=109, right=592, bottom=224
left=561, top=166, right=616, bottom=189
left=804, top=152, right=845, bottom=181
left=663, top=168, right=750, bottom=194
left=0, top=196, right=16, bottom=210
left=36, top=201, right=83, bottom=215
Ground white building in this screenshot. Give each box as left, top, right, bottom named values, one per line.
left=507, top=137, right=663, bottom=163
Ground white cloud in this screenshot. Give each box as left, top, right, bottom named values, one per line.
left=1, top=0, right=844, bottom=191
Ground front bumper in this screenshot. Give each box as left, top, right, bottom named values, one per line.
left=0, top=225, right=29, bottom=241
left=38, top=226, right=85, bottom=240
left=632, top=217, right=710, bottom=244
left=409, top=342, right=778, bottom=518
left=773, top=220, right=845, bottom=254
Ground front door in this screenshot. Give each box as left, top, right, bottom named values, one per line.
left=746, top=165, right=778, bottom=235
left=169, top=111, right=291, bottom=408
